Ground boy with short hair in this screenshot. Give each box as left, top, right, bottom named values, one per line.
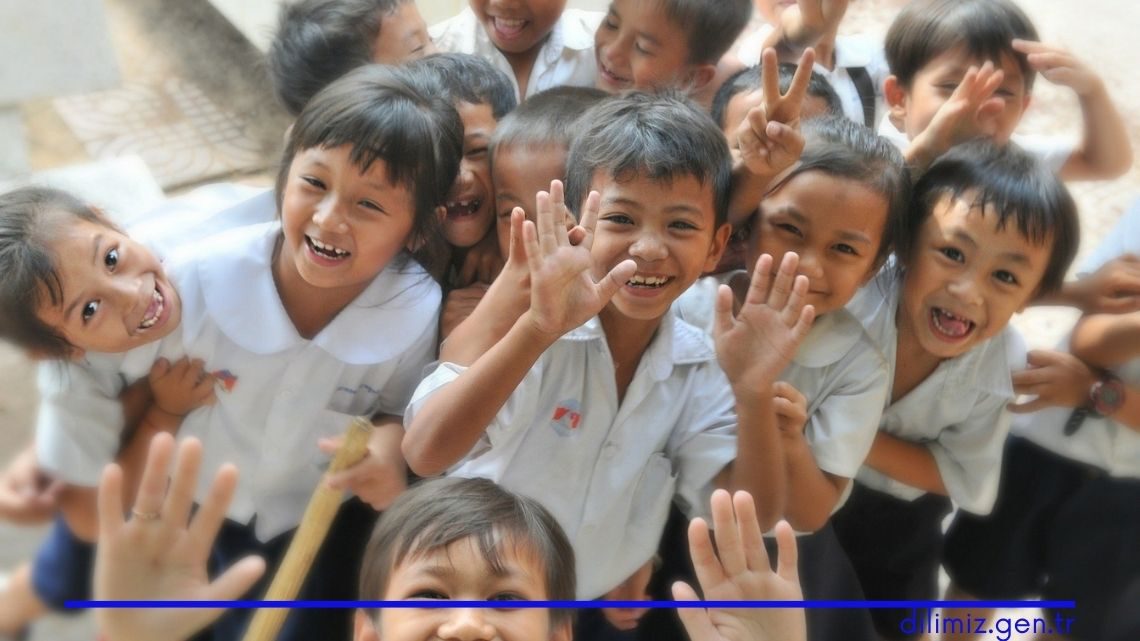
left=712, top=61, right=843, bottom=139
left=403, top=90, right=813, bottom=611
left=267, top=0, right=435, bottom=115
left=430, top=0, right=602, bottom=101
left=881, top=0, right=1132, bottom=179
left=594, top=0, right=752, bottom=105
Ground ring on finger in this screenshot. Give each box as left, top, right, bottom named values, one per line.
left=131, top=508, right=161, bottom=522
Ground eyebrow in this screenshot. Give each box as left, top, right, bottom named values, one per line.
left=416, top=564, right=524, bottom=580
left=64, top=234, right=103, bottom=320
left=950, top=229, right=979, bottom=249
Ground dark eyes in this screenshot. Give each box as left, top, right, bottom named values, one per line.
left=104, top=247, right=119, bottom=269
left=466, top=146, right=488, bottom=159
left=669, top=220, right=698, bottom=231
left=939, top=247, right=965, bottom=262
left=994, top=270, right=1019, bottom=285
left=410, top=590, right=447, bottom=600
left=602, top=214, right=633, bottom=225
left=82, top=301, right=100, bottom=322
left=834, top=243, right=858, bottom=256
left=776, top=223, right=803, bottom=238
left=302, top=176, right=326, bottom=190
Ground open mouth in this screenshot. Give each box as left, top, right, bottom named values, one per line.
left=626, top=274, right=673, bottom=289
left=930, top=307, right=975, bottom=340
left=491, top=16, right=529, bottom=39
left=306, top=235, right=351, bottom=260
left=138, top=288, right=165, bottom=330
left=445, top=199, right=483, bottom=219
left=598, top=60, right=632, bottom=87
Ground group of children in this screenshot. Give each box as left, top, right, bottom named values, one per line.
left=0, top=0, right=1137, bottom=640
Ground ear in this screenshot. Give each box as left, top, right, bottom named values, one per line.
left=354, top=609, right=381, bottom=641
left=704, top=222, right=733, bottom=272
left=883, top=75, right=908, bottom=128
left=686, top=63, right=718, bottom=92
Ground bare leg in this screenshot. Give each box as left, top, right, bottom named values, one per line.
left=0, top=562, right=46, bottom=635
left=939, top=584, right=994, bottom=641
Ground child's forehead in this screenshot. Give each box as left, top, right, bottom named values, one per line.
left=923, top=45, right=1026, bottom=84
left=395, top=533, right=548, bottom=583
left=928, top=190, right=1048, bottom=247
left=591, top=169, right=716, bottom=216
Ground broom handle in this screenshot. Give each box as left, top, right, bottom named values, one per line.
left=240, top=416, right=373, bottom=641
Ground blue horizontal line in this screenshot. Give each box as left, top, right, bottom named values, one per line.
left=67, top=599, right=1076, bottom=610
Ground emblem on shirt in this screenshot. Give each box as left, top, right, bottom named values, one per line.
left=211, top=369, right=238, bottom=392
left=550, top=399, right=582, bottom=437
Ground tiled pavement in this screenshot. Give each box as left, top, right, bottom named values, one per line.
left=2, top=1, right=1138, bottom=639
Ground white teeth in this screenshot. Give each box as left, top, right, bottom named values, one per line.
left=627, top=275, right=669, bottom=287
left=496, top=17, right=526, bottom=28
left=139, top=290, right=164, bottom=330
left=310, top=237, right=349, bottom=257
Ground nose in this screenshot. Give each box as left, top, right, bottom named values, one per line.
left=312, top=195, right=347, bottom=231
left=601, top=35, right=630, bottom=70
left=947, top=273, right=984, bottom=307
left=796, top=249, right=825, bottom=283
left=438, top=608, right=495, bottom=641
left=629, top=230, right=667, bottom=262
left=452, top=162, right=476, bottom=195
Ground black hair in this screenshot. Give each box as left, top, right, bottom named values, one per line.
left=0, top=186, right=108, bottom=358
left=267, top=0, right=415, bottom=115
left=490, top=86, right=609, bottom=159
left=565, top=91, right=732, bottom=225
left=885, top=0, right=1039, bottom=90
left=407, top=52, right=518, bottom=119
left=657, top=0, right=752, bottom=65
left=902, top=140, right=1079, bottom=295
left=765, top=116, right=911, bottom=267
left=360, top=476, right=576, bottom=625
left=275, top=64, right=463, bottom=277
left=711, top=63, right=844, bottom=130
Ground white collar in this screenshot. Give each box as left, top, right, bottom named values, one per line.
left=184, top=222, right=440, bottom=364
left=561, top=312, right=716, bottom=382
left=831, top=35, right=875, bottom=69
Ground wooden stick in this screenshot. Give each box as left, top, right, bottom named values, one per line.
left=240, top=416, right=373, bottom=641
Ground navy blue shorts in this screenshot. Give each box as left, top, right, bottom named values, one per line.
left=944, top=436, right=1140, bottom=641
left=30, top=516, right=93, bottom=611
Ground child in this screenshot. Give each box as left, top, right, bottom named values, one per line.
left=712, top=62, right=843, bottom=139
left=267, top=0, right=436, bottom=115
left=430, top=0, right=602, bottom=100
left=830, top=141, right=1080, bottom=640
left=881, top=0, right=1132, bottom=179
left=94, top=433, right=808, bottom=641
left=30, top=64, right=464, bottom=641
left=593, top=0, right=752, bottom=106
left=402, top=90, right=812, bottom=619
left=408, top=53, right=517, bottom=287
left=940, top=198, right=1140, bottom=641
left=734, top=0, right=888, bottom=128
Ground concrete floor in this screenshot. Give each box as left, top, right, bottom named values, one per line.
left=2, top=0, right=1139, bottom=639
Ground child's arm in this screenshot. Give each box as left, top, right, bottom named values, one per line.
left=862, top=432, right=947, bottom=495
left=1012, top=39, right=1133, bottom=181
left=1035, top=254, right=1140, bottom=314
left=762, top=0, right=847, bottom=60
left=403, top=190, right=637, bottom=477
left=713, top=253, right=815, bottom=529
left=729, top=48, right=814, bottom=226
left=673, top=489, right=807, bottom=641
left=320, top=414, right=407, bottom=510
left=95, top=433, right=264, bottom=641
left=1070, top=310, right=1140, bottom=368
left=1010, top=349, right=1140, bottom=431
left=901, top=62, right=1006, bottom=173
left=0, top=442, right=60, bottom=525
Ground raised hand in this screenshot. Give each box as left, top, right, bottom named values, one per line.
left=521, top=180, right=637, bottom=338
left=148, top=357, right=216, bottom=419
left=1009, top=349, right=1098, bottom=414
left=321, top=419, right=407, bottom=510
left=736, top=48, right=815, bottom=179
left=1068, top=254, right=1140, bottom=314
left=1013, top=39, right=1101, bottom=96
left=715, top=253, right=815, bottom=394
left=95, top=433, right=265, bottom=641
left=673, top=490, right=807, bottom=641
left=912, top=61, right=1006, bottom=154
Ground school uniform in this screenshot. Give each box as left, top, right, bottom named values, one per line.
left=877, top=117, right=1073, bottom=175
left=406, top=312, right=736, bottom=600
left=430, top=7, right=601, bottom=101
left=831, top=266, right=1026, bottom=641
left=943, top=202, right=1140, bottom=641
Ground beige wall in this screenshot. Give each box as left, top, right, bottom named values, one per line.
left=417, top=0, right=610, bottom=27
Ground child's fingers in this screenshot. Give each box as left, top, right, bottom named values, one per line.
left=782, top=47, right=817, bottom=113
left=576, top=190, right=602, bottom=250
left=535, top=190, right=558, bottom=255
left=739, top=106, right=769, bottom=153
left=731, top=490, right=768, bottom=573
left=713, top=284, right=736, bottom=339
left=773, top=380, right=806, bottom=405
left=710, top=488, right=748, bottom=577
left=766, top=252, right=800, bottom=310
left=97, top=463, right=126, bottom=542
left=548, top=180, right=571, bottom=247
left=522, top=219, right=543, bottom=276
left=744, top=254, right=775, bottom=307
left=132, top=432, right=175, bottom=522
left=508, top=208, right=527, bottom=265
left=1007, top=397, right=1049, bottom=414
left=596, top=259, right=638, bottom=302
left=148, top=358, right=171, bottom=381
left=761, top=48, right=780, bottom=111
left=773, top=520, right=801, bottom=585
left=160, top=438, right=203, bottom=533
left=780, top=273, right=810, bottom=328
left=686, top=516, right=726, bottom=590
left=794, top=305, right=816, bottom=342
left=317, top=436, right=343, bottom=456
left=208, top=555, right=266, bottom=602
left=672, top=581, right=716, bottom=641
left=1011, top=38, right=1053, bottom=55
left=187, top=463, right=240, bottom=565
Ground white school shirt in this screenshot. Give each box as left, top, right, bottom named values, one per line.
left=846, top=267, right=1027, bottom=515
left=35, top=188, right=278, bottom=486
left=168, top=222, right=439, bottom=541
left=675, top=274, right=888, bottom=505
left=736, top=28, right=889, bottom=128
left=405, top=313, right=737, bottom=599
left=1011, top=202, right=1140, bottom=478
left=430, top=8, right=601, bottom=101
left=877, top=117, right=1074, bottom=175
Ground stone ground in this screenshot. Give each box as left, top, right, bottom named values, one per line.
left=1, top=0, right=1138, bottom=639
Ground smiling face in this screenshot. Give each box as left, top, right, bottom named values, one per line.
left=469, top=0, right=567, bottom=57
left=589, top=170, right=729, bottom=322
left=372, top=2, right=436, bottom=65
left=443, top=101, right=498, bottom=249
left=594, top=0, right=700, bottom=93
left=493, top=142, right=570, bottom=258
left=35, top=216, right=181, bottom=358
left=898, top=190, right=1051, bottom=360
left=277, top=144, right=417, bottom=298
left=889, top=46, right=1031, bottom=146
left=353, top=536, right=570, bottom=641
left=749, top=171, right=888, bottom=316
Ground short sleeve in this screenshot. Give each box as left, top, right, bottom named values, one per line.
left=1079, top=199, right=1140, bottom=274
left=34, top=361, right=126, bottom=487
left=806, top=358, right=889, bottom=479
left=1011, top=133, right=1074, bottom=175
left=665, top=363, right=738, bottom=522
left=373, top=320, right=440, bottom=417
left=927, top=390, right=1012, bottom=515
